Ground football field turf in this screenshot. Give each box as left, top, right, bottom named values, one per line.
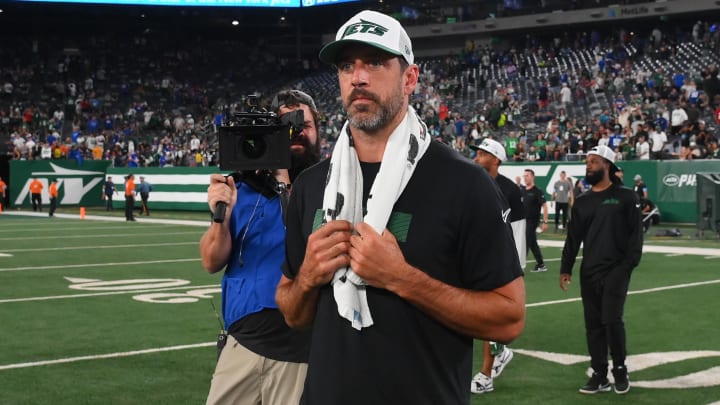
left=0, top=211, right=718, bottom=404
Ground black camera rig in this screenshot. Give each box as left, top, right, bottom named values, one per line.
left=217, top=95, right=305, bottom=171
left=213, top=95, right=304, bottom=223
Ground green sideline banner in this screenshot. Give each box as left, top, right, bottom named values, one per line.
left=500, top=160, right=720, bottom=223
left=9, top=160, right=111, bottom=208
left=107, top=167, right=221, bottom=211
left=9, top=160, right=720, bottom=222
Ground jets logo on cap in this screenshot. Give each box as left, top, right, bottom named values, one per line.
left=341, top=19, right=389, bottom=38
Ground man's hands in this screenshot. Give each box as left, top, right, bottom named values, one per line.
left=296, top=221, right=412, bottom=293
left=296, top=220, right=353, bottom=292
left=348, top=222, right=413, bottom=292
left=208, top=174, right=237, bottom=222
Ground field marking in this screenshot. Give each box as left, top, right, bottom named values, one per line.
left=0, top=283, right=220, bottom=304
left=0, top=241, right=198, bottom=253
left=0, top=342, right=215, bottom=371
left=539, top=240, right=720, bottom=257
left=527, top=278, right=720, bottom=307
left=0, top=231, right=202, bottom=241
left=1, top=211, right=209, bottom=227
left=0, top=224, right=187, bottom=234
left=1, top=278, right=720, bottom=371
left=0, top=258, right=200, bottom=273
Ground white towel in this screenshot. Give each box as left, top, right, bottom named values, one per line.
left=323, top=106, right=431, bottom=330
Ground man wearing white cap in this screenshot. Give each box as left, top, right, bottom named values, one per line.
left=276, top=10, right=525, bottom=404
left=559, top=145, right=643, bottom=395
left=470, top=138, right=526, bottom=394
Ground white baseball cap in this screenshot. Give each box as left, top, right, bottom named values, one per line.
left=587, top=145, right=619, bottom=170
left=319, top=10, right=414, bottom=65
left=470, top=138, right=507, bottom=162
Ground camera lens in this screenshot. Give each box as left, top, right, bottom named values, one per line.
left=239, top=135, right=267, bottom=160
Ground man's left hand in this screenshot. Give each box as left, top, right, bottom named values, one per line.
left=348, top=222, right=413, bottom=291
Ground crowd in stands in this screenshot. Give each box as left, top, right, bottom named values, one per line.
left=3, top=18, right=720, bottom=168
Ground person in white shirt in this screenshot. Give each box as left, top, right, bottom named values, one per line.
left=560, top=83, right=572, bottom=106
left=190, top=134, right=201, bottom=152
left=635, top=134, right=650, bottom=160
left=648, top=123, right=667, bottom=159
left=670, top=105, right=688, bottom=135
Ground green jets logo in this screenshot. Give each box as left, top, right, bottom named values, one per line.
left=602, top=198, right=620, bottom=205
left=341, top=19, right=389, bottom=38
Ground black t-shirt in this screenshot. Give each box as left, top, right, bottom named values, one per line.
left=633, top=181, right=647, bottom=200
left=228, top=309, right=310, bottom=363
left=284, top=141, right=522, bottom=405
left=496, top=174, right=526, bottom=222
left=560, top=184, right=643, bottom=281
left=523, top=185, right=546, bottom=224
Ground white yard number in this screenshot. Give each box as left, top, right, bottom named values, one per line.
left=65, top=277, right=220, bottom=304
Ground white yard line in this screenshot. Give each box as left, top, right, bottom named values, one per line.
left=0, top=241, right=198, bottom=253
left=0, top=342, right=216, bottom=371
left=0, top=258, right=200, bottom=272
left=1, top=211, right=208, bottom=227
left=0, top=284, right=220, bottom=304
left=539, top=239, right=720, bottom=257
left=527, top=279, right=720, bottom=307
left=0, top=231, right=201, bottom=241
left=0, top=224, right=186, bottom=233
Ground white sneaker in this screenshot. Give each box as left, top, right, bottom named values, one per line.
left=470, top=372, right=494, bottom=394
left=491, top=347, right=514, bottom=378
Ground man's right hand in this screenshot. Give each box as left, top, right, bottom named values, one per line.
left=559, top=273, right=572, bottom=291
left=296, top=220, right=353, bottom=292
left=207, top=173, right=236, bottom=219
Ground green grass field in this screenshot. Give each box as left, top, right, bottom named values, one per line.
left=1, top=209, right=719, bottom=404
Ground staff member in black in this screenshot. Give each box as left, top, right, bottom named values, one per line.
left=523, top=169, right=549, bottom=272
left=559, top=145, right=643, bottom=395
left=103, top=176, right=116, bottom=211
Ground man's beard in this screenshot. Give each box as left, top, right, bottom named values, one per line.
left=585, top=168, right=604, bottom=185
left=345, top=86, right=404, bottom=133
left=288, top=136, right=320, bottom=182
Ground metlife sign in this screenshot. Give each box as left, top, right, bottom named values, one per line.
left=10, top=160, right=110, bottom=208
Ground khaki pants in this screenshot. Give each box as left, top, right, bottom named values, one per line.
left=206, top=335, right=307, bottom=405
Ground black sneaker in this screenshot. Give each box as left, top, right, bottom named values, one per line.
left=612, top=365, right=630, bottom=394
left=531, top=264, right=548, bottom=272
left=579, top=372, right=611, bottom=394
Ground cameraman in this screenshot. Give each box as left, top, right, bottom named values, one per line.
left=200, top=90, right=320, bottom=405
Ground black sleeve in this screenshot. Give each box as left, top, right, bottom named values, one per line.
left=560, top=198, right=584, bottom=275
left=618, top=189, right=643, bottom=273
left=282, top=176, right=308, bottom=280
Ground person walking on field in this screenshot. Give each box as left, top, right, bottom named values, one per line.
left=48, top=179, right=59, bottom=217
left=552, top=170, right=574, bottom=230
left=523, top=169, right=549, bottom=272
left=559, top=145, right=643, bottom=395
left=103, top=176, right=117, bottom=211
left=124, top=174, right=136, bottom=221
left=470, top=138, right=526, bottom=395
left=137, top=176, right=152, bottom=216
left=29, top=178, right=43, bottom=212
